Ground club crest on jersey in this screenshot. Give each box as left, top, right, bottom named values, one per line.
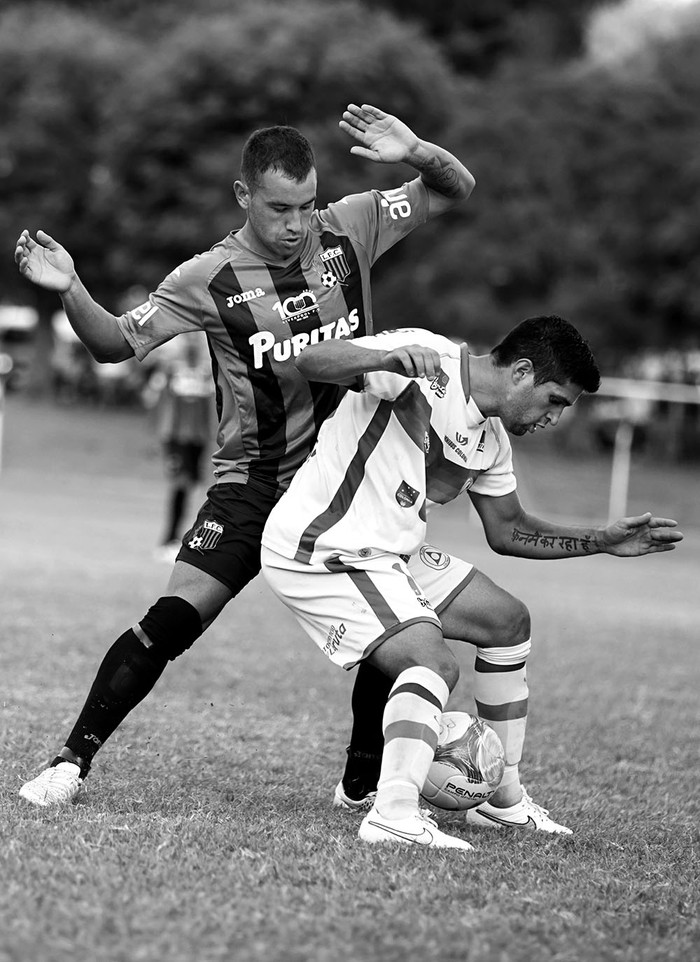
left=272, top=289, right=320, bottom=324
left=396, top=480, right=420, bottom=508
left=187, top=519, right=223, bottom=553
left=313, top=246, right=350, bottom=288
left=429, top=371, right=450, bottom=398
left=419, top=545, right=451, bottom=570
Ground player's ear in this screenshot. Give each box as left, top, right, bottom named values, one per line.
left=512, top=358, right=534, bottom=383
left=234, top=180, right=251, bottom=210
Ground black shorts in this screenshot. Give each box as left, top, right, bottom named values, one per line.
left=176, top=481, right=280, bottom=595
left=164, top=440, right=206, bottom=484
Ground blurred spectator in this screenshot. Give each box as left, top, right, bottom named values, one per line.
left=142, top=333, right=215, bottom=561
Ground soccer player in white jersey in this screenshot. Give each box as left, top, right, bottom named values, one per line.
left=14, top=104, right=475, bottom=807
left=261, top=317, right=682, bottom=849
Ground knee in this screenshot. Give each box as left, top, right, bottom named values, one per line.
left=432, top=648, right=460, bottom=692
left=493, top=594, right=531, bottom=646
left=136, top=596, right=203, bottom=661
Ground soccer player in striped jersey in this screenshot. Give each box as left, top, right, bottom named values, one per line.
left=261, top=319, right=682, bottom=847
left=14, top=104, right=475, bottom=807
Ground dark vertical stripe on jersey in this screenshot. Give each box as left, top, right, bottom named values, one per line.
left=294, top=399, right=394, bottom=563
left=319, top=230, right=367, bottom=337
left=267, top=259, right=343, bottom=437
left=324, top=556, right=398, bottom=629
left=205, top=334, right=223, bottom=426
left=208, top=263, right=286, bottom=490
left=391, top=381, right=481, bottom=504
left=392, top=383, right=432, bottom=452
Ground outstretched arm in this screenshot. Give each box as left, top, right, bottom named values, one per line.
left=339, top=103, right=475, bottom=215
left=470, top=490, right=683, bottom=559
left=15, top=229, right=134, bottom=363
left=295, top=338, right=442, bottom=386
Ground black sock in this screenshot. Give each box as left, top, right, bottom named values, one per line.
left=342, top=661, right=392, bottom=797
left=61, top=628, right=169, bottom=776
left=164, top=487, right=186, bottom=543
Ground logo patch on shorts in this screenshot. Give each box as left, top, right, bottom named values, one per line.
left=419, top=545, right=451, bottom=570
left=187, top=519, right=224, bottom=552
left=396, top=480, right=419, bottom=508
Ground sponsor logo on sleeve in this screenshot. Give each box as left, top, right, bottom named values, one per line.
left=132, top=300, right=159, bottom=327
left=379, top=187, right=413, bottom=220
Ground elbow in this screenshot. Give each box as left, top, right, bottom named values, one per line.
left=484, top=530, right=509, bottom=555
left=460, top=171, right=476, bottom=200
left=91, top=344, right=132, bottom=365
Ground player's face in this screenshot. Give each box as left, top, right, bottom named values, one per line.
left=235, top=167, right=317, bottom=259
left=503, top=373, right=582, bottom=437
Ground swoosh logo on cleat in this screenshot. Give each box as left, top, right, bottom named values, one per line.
left=367, top=820, right=435, bottom=844
left=476, top=811, right=538, bottom=829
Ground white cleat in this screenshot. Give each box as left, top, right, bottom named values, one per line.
left=466, top=787, right=572, bottom=834
left=333, top=779, right=377, bottom=812
left=359, top=808, right=474, bottom=850
left=19, top=762, right=83, bottom=808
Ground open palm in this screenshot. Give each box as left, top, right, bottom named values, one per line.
left=339, top=103, right=418, bottom=165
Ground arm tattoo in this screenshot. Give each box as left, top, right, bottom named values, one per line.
left=419, top=157, right=461, bottom=197
left=510, top=528, right=599, bottom=553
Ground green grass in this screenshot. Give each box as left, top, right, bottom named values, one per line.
left=1, top=395, right=699, bottom=962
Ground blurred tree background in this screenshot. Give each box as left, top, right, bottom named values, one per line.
left=1, top=0, right=699, bottom=384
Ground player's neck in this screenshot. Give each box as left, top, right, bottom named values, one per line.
left=467, top=353, right=500, bottom=418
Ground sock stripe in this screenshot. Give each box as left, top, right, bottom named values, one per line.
left=388, top=681, right=444, bottom=711
left=475, top=658, right=526, bottom=673
left=383, top=720, right=440, bottom=751
left=475, top=697, right=529, bottom=721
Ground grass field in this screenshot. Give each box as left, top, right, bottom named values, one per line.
left=1, top=395, right=699, bottom=962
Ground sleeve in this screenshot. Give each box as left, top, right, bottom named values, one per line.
left=470, top=422, right=518, bottom=498
left=319, top=177, right=430, bottom=266
left=115, top=256, right=211, bottom=361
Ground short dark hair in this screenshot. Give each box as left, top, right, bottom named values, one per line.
left=491, top=315, right=601, bottom=393
left=240, top=126, right=316, bottom=191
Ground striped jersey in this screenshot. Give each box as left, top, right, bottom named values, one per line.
left=262, top=329, right=517, bottom=563
left=116, top=178, right=430, bottom=494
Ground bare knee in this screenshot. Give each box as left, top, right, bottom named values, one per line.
left=488, top=595, right=531, bottom=647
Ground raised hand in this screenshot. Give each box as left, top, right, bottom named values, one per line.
left=603, top=512, right=683, bottom=556
left=14, top=229, right=75, bottom=293
left=339, top=103, right=419, bottom=165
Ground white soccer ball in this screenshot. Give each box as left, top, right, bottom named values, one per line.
left=422, top=711, right=505, bottom=811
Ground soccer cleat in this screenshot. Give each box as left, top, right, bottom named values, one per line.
left=465, top=787, right=572, bottom=834
left=359, top=807, right=474, bottom=850
left=18, top=761, right=83, bottom=808
left=333, top=779, right=377, bottom=812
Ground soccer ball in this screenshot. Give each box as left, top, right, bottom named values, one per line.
left=421, top=711, right=505, bottom=811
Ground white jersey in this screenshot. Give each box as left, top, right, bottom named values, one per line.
left=262, top=329, right=517, bottom=565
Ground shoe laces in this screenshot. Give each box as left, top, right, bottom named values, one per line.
left=419, top=809, right=438, bottom=828
left=520, top=787, right=549, bottom=817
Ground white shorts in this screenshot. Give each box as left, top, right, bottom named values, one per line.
left=261, top=543, right=476, bottom=670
